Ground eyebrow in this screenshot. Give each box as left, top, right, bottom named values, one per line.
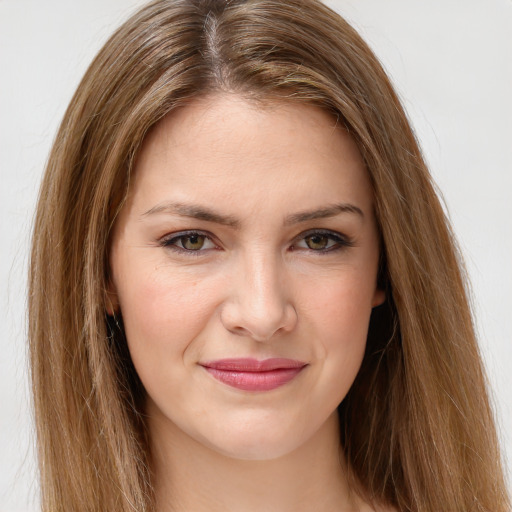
left=141, top=201, right=364, bottom=227
left=284, top=203, right=364, bottom=225
left=141, top=202, right=241, bottom=228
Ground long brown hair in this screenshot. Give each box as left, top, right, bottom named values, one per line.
left=29, top=0, right=510, bottom=510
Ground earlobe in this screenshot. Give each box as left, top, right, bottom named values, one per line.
left=371, top=288, right=386, bottom=308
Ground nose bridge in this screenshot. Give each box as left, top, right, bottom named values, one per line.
left=221, top=245, right=296, bottom=341
left=245, top=246, right=282, bottom=313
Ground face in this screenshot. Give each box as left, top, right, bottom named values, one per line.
left=109, top=94, right=384, bottom=461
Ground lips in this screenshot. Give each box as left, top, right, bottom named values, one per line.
left=200, top=358, right=307, bottom=391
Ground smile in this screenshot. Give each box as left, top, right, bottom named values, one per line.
left=200, top=358, right=307, bottom=391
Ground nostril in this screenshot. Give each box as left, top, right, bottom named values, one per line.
left=229, top=325, right=250, bottom=337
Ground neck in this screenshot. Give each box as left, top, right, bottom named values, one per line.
left=149, top=407, right=362, bottom=512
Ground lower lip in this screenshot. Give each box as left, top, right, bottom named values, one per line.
left=203, top=367, right=305, bottom=391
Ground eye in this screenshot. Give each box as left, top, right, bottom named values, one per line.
left=293, top=230, right=353, bottom=253
left=160, top=231, right=217, bottom=252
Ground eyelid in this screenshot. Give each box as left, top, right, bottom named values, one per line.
left=158, top=228, right=353, bottom=255
left=291, top=228, right=354, bottom=252
left=159, top=230, right=219, bottom=253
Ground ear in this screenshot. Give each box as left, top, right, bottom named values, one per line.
left=371, top=287, right=386, bottom=308
left=105, top=279, right=120, bottom=317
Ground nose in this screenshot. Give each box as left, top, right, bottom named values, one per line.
left=220, top=250, right=297, bottom=342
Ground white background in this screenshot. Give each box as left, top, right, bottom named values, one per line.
left=1, top=0, right=510, bottom=510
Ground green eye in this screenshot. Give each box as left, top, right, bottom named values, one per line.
left=181, top=234, right=206, bottom=250
left=295, top=230, right=352, bottom=252
left=161, top=231, right=216, bottom=252
left=304, top=234, right=330, bottom=250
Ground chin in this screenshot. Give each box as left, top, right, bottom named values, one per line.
left=195, top=420, right=307, bottom=462
left=206, top=435, right=300, bottom=461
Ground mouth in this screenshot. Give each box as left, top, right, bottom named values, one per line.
left=199, top=358, right=307, bottom=392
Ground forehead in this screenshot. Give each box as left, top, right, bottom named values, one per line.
left=128, top=93, right=373, bottom=217
left=141, top=94, right=348, bottom=164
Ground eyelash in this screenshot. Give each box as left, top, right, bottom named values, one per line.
left=159, top=229, right=354, bottom=256
left=159, top=230, right=218, bottom=256
left=292, top=229, right=354, bottom=254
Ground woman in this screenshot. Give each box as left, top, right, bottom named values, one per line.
left=28, top=0, right=510, bottom=511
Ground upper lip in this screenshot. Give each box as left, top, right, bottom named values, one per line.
left=200, top=358, right=307, bottom=372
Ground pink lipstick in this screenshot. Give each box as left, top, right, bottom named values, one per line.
left=200, top=358, right=307, bottom=391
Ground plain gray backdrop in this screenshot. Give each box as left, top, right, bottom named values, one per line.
left=1, top=0, right=510, bottom=510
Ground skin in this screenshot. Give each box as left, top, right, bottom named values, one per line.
left=109, top=93, right=386, bottom=511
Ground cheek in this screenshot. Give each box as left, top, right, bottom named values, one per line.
left=301, top=271, right=374, bottom=383
left=114, top=262, right=219, bottom=368
left=305, top=270, right=375, bottom=337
